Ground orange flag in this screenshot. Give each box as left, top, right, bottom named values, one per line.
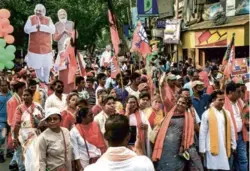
left=130, top=21, right=151, bottom=58
left=108, top=9, right=120, bottom=56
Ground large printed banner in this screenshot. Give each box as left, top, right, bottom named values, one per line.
left=232, top=58, right=248, bottom=76
left=137, top=0, right=158, bottom=16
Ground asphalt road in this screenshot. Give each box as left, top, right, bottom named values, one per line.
left=0, top=158, right=11, bottom=171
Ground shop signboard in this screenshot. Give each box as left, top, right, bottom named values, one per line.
left=195, top=29, right=228, bottom=47
left=157, top=0, right=174, bottom=18
left=163, top=19, right=181, bottom=44
left=226, top=0, right=249, bottom=16
left=137, top=0, right=159, bottom=16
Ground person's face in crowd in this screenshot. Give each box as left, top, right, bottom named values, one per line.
left=68, top=95, right=78, bottom=109
left=46, top=114, right=61, bottom=130
left=55, top=82, right=64, bottom=94
left=98, top=92, right=108, bottom=104
left=76, top=102, right=88, bottom=110
left=107, top=70, right=111, bottom=77
left=86, top=80, right=93, bottom=89
left=213, top=94, right=225, bottom=110
left=176, top=78, right=183, bottom=87
left=83, top=110, right=94, bottom=125
left=212, top=70, right=218, bottom=78
left=22, top=91, right=33, bottom=104
left=122, top=73, right=130, bottom=86
left=18, top=86, right=26, bottom=97
left=194, top=84, right=204, bottom=96
left=152, top=99, right=162, bottom=111
left=167, top=79, right=176, bottom=88
left=0, top=81, right=8, bottom=93
left=110, top=89, right=117, bottom=99
left=7, top=73, right=12, bottom=81
left=181, top=90, right=190, bottom=97
left=103, top=99, right=116, bottom=115
left=99, top=77, right=106, bottom=86
left=234, top=87, right=242, bottom=100
left=78, top=80, right=85, bottom=89
left=176, top=97, right=187, bottom=113
left=126, top=97, right=138, bottom=113
left=192, top=72, right=199, bottom=81
left=29, top=85, right=36, bottom=95
left=139, top=96, right=150, bottom=110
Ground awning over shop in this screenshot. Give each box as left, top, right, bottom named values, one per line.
left=181, top=15, right=249, bottom=49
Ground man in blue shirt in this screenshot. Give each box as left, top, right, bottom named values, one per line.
left=0, top=79, right=11, bottom=162
left=191, top=81, right=211, bottom=119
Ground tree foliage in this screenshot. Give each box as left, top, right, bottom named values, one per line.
left=1, top=0, right=130, bottom=54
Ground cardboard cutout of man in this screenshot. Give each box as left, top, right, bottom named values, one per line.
left=24, top=4, right=55, bottom=84
left=54, top=9, right=77, bottom=52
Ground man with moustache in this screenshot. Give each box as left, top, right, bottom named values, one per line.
left=45, top=80, right=67, bottom=111
left=24, top=4, right=55, bottom=84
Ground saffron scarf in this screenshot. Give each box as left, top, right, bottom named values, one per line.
left=163, top=83, right=176, bottom=111
left=152, top=106, right=194, bottom=161
left=208, top=107, right=231, bottom=157
left=75, top=123, right=107, bottom=153
left=224, top=96, right=248, bottom=142
left=101, top=147, right=136, bottom=162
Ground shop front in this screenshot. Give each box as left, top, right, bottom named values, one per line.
left=180, top=15, right=249, bottom=66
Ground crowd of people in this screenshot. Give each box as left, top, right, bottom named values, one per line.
left=0, top=54, right=248, bottom=171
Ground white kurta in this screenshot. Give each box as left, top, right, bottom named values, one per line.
left=24, top=17, right=55, bottom=69
left=85, top=153, right=154, bottom=171
left=129, top=111, right=152, bottom=158
left=125, top=86, right=140, bottom=99
left=44, top=93, right=67, bottom=112
left=70, top=127, right=101, bottom=169
left=199, top=107, right=236, bottom=170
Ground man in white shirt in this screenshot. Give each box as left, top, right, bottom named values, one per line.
left=85, top=114, right=154, bottom=171
left=199, top=90, right=236, bottom=171
left=100, top=45, right=112, bottom=67
left=125, top=72, right=141, bottom=99
left=224, top=82, right=248, bottom=171
left=95, top=73, right=106, bottom=104
left=94, top=96, right=116, bottom=134
left=45, top=80, right=67, bottom=111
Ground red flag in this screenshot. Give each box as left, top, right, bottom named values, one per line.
left=77, top=52, right=86, bottom=77
left=110, top=56, right=120, bottom=79
left=67, top=46, right=78, bottom=84
left=131, top=21, right=151, bottom=58
left=108, top=10, right=120, bottom=56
